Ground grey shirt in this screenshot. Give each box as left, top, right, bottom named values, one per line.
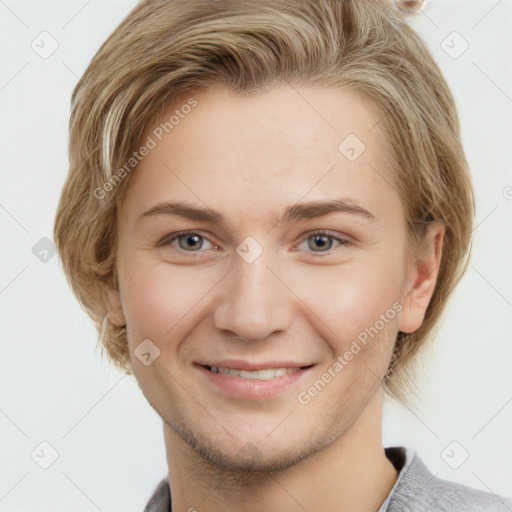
left=144, top=446, right=512, bottom=511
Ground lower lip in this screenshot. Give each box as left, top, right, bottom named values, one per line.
left=196, top=364, right=313, bottom=399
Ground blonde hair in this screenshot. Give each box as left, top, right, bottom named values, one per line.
left=53, top=0, right=474, bottom=403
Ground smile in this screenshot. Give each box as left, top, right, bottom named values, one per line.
left=197, top=363, right=315, bottom=399
left=207, top=366, right=301, bottom=380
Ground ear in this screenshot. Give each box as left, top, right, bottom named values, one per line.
left=104, top=269, right=126, bottom=327
left=398, top=222, right=445, bottom=334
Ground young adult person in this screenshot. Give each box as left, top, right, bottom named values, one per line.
left=53, top=1, right=512, bottom=510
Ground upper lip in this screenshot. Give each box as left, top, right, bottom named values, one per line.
left=196, top=360, right=314, bottom=370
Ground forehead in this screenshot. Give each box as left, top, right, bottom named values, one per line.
left=120, top=85, right=401, bottom=227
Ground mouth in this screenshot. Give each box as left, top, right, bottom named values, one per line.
left=196, top=362, right=316, bottom=399
left=203, top=364, right=314, bottom=380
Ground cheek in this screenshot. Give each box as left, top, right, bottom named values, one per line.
left=120, top=258, right=220, bottom=343
left=289, top=255, right=404, bottom=346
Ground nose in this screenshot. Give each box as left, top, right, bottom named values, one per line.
left=213, top=249, right=292, bottom=342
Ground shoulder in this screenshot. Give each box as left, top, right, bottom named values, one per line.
left=386, top=447, right=512, bottom=512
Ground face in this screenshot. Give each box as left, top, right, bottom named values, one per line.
left=108, top=85, right=440, bottom=471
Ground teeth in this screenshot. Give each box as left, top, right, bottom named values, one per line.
left=209, top=366, right=299, bottom=380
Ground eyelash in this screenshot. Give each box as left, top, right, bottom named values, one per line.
left=158, top=230, right=349, bottom=257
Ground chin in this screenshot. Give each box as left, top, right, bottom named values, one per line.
left=169, top=418, right=325, bottom=473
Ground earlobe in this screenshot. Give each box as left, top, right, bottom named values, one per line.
left=398, top=223, right=445, bottom=334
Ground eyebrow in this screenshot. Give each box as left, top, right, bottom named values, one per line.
left=139, top=198, right=376, bottom=225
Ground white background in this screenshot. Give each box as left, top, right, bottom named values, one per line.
left=0, top=0, right=511, bottom=510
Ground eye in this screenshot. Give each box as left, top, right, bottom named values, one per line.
left=158, top=230, right=349, bottom=256
left=296, top=231, right=349, bottom=255
left=159, top=231, right=216, bottom=252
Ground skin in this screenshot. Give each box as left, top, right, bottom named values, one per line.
left=106, top=85, right=444, bottom=511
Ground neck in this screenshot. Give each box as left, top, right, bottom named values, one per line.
left=163, top=390, right=397, bottom=512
